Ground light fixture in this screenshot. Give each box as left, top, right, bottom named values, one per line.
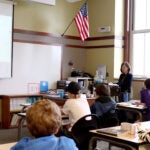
left=66, top=0, right=81, bottom=3
left=29, top=0, right=55, bottom=5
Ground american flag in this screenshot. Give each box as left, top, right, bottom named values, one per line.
left=74, top=3, right=89, bottom=41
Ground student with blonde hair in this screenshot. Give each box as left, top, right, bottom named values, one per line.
left=11, top=99, right=78, bottom=150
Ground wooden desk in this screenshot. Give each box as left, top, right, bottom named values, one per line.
left=0, top=93, right=94, bottom=129
left=0, top=142, right=17, bottom=150
left=117, top=101, right=147, bottom=122
left=89, top=121, right=150, bottom=150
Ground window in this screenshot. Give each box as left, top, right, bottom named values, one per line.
left=130, top=0, right=150, bottom=78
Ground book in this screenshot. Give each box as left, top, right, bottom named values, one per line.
left=96, top=128, right=125, bottom=136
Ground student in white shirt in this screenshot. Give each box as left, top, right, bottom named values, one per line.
left=62, top=81, right=91, bottom=131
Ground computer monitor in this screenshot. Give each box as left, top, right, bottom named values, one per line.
left=96, top=65, right=107, bottom=79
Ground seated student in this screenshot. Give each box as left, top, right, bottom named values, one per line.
left=90, top=84, right=118, bottom=127
left=11, top=99, right=78, bottom=150
left=62, top=81, right=91, bottom=131
left=140, top=78, right=150, bottom=121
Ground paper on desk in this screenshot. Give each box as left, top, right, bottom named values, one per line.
left=108, top=82, right=119, bottom=86
left=111, top=146, right=125, bottom=150
left=95, top=140, right=109, bottom=150
left=117, top=102, right=131, bottom=106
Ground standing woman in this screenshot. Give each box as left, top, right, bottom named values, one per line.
left=117, top=61, right=133, bottom=102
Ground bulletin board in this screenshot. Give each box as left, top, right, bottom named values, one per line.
left=0, top=42, right=62, bottom=94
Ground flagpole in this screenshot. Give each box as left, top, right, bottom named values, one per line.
left=61, top=0, right=88, bottom=36
left=61, top=18, right=75, bottom=36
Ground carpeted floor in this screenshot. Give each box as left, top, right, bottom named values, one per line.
left=0, top=127, right=32, bottom=144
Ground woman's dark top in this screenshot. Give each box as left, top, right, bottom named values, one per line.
left=90, top=95, right=118, bottom=127
left=118, top=73, right=133, bottom=93
left=90, top=95, right=116, bottom=117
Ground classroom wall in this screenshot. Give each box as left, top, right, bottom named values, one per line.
left=0, top=0, right=144, bottom=123
left=62, top=47, right=86, bottom=79
left=13, top=0, right=123, bottom=82
left=0, top=42, right=61, bottom=94
left=9, top=1, right=143, bottom=96
left=14, top=0, right=82, bottom=35
left=85, top=0, right=124, bottom=82
left=0, top=1, right=142, bottom=96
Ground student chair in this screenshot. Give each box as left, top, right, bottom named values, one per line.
left=99, top=110, right=119, bottom=128
left=71, top=114, right=100, bottom=150
left=89, top=136, right=137, bottom=150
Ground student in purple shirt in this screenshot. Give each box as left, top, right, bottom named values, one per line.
left=140, top=78, right=150, bottom=121
left=11, top=99, right=78, bottom=150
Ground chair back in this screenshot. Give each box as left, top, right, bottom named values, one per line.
left=99, top=110, right=119, bottom=128
left=71, top=114, right=99, bottom=150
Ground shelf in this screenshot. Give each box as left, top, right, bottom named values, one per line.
left=0, top=94, right=43, bottom=129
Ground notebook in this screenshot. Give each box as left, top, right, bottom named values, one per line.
left=96, top=128, right=125, bottom=136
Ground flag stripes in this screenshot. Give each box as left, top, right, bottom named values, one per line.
left=74, top=3, right=89, bottom=41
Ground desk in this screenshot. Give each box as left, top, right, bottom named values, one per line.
left=0, top=142, right=17, bottom=150
left=17, top=113, right=70, bottom=140
left=117, top=100, right=147, bottom=122
left=89, top=121, right=150, bottom=150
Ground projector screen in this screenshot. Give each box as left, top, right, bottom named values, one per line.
left=0, top=1, right=13, bottom=78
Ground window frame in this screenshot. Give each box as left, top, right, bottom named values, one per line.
left=125, top=0, right=150, bottom=79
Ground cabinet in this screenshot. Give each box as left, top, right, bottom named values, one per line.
left=1, top=94, right=43, bottom=129
left=0, top=94, right=93, bottom=129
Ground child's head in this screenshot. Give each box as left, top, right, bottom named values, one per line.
left=95, top=84, right=110, bottom=96
left=68, top=81, right=81, bottom=95
left=144, top=78, right=150, bottom=89
left=26, top=99, right=61, bottom=138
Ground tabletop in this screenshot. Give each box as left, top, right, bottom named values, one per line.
left=117, top=100, right=147, bottom=110
left=90, top=121, right=150, bottom=144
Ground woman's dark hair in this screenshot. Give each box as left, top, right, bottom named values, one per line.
left=95, top=84, right=110, bottom=96
left=68, top=81, right=81, bottom=95
left=120, top=61, right=131, bottom=73
left=144, top=79, right=150, bottom=89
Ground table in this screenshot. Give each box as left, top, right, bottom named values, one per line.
left=89, top=121, right=150, bottom=150
left=117, top=100, right=147, bottom=122
left=0, top=142, right=17, bottom=150
left=17, top=113, right=70, bottom=140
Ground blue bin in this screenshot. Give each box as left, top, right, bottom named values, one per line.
left=40, top=81, right=48, bottom=92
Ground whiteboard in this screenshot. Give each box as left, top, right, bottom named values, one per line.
left=0, top=42, right=62, bottom=94
left=0, top=1, right=13, bottom=78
